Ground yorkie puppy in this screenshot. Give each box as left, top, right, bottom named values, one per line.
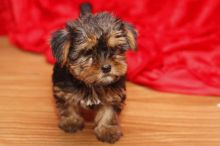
left=51, top=3, right=137, bottom=143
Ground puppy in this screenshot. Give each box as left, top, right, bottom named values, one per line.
left=50, top=3, right=137, bottom=143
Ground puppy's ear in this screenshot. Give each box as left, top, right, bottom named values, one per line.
left=124, top=23, right=138, bottom=51
left=50, top=29, right=71, bottom=66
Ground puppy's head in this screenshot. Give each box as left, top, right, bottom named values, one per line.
left=51, top=12, right=137, bottom=85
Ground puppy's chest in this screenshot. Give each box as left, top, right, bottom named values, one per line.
left=79, top=86, right=125, bottom=108
left=79, top=87, right=101, bottom=108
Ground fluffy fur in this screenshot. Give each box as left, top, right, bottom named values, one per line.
left=50, top=3, right=137, bottom=143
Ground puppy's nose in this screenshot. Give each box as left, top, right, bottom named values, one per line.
left=101, top=64, right=111, bottom=73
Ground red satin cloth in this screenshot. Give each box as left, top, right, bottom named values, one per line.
left=1, top=0, right=220, bottom=96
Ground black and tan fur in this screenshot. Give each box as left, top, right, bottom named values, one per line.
left=50, top=3, right=137, bottom=144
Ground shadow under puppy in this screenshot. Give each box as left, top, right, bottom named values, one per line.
left=51, top=3, right=137, bottom=144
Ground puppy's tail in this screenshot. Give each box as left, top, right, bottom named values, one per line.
left=80, top=2, right=92, bottom=16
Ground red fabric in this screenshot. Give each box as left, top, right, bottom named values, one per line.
left=1, top=0, right=220, bottom=96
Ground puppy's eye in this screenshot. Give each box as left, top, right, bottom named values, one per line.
left=120, top=48, right=126, bottom=53
left=114, top=46, right=126, bottom=54
left=83, top=49, right=93, bottom=56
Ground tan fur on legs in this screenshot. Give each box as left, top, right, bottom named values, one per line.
left=58, top=105, right=84, bottom=133
left=54, top=86, right=84, bottom=133
left=94, top=105, right=122, bottom=143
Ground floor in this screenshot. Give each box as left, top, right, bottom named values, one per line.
left=0, top=37, right=220, bottom=146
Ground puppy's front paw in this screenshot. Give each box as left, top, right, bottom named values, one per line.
left=94, top=125, right=123, bottom=143
left=59, top=116, right=84, bottom=133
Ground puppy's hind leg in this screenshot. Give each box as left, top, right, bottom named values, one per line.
left=53, top=86, right=84, bottom=133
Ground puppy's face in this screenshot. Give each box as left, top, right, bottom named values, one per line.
left=51, top=13, right=137, bottom=85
